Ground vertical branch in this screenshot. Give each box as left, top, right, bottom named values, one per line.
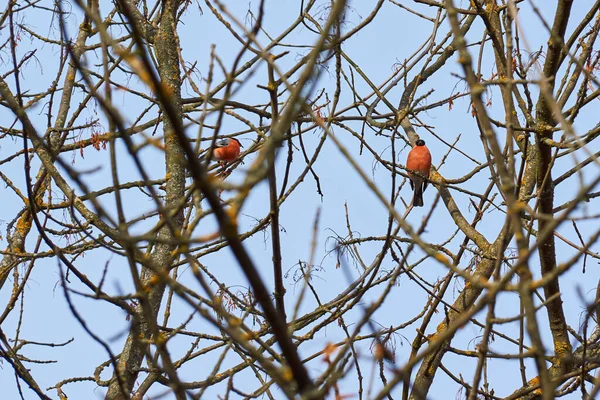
left=105, top=0, right=186, bottom=398
left=266, top=55, right=286, bottom=321
left=467, top=301, right=496, bottom=400
left=519, top=282, right=552, bottom=400
left=534, top=0, right=574, bottom=374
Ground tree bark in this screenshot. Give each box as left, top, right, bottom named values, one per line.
left=105, top=1, right=185, bottom=398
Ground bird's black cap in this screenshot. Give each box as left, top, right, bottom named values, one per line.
left=415, top=139, right=425, bottom=146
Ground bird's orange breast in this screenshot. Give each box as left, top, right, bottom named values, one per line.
left=214, top=145, right=240, bottom=161
left=406, top=146, right=432, bottom=176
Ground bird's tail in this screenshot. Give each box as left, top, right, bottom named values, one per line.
left=412, top=185, right=424, bottom=207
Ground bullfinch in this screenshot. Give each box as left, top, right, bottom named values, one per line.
left=212, top=138, right=242, bottom=166
left=406, top=139, right=432, bottom=207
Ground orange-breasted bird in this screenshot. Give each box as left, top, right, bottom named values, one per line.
left=406, top=139, right=432, bottom=207
left=213, top=138, right=242, bottom=166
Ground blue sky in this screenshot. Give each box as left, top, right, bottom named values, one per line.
left=1, top=0, right=599, bottom=399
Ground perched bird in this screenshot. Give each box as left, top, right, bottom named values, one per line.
left=212, top=138, right=242, bottom=166
left=406, top=139, right=432, bottom=207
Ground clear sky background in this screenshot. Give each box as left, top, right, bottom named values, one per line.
left=1, top=0, right=599, bottom=399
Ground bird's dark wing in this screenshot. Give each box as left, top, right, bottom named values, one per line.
left=215, top=139, right=229, bottom=148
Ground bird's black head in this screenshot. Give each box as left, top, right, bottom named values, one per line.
left=415, top=139, right=425, bottom=146
left=231, top=138, right=243, bottom=147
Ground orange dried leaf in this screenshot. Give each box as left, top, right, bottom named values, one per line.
left=373, top=343, right=385, bottom=361
left=323, top=342, right=337, bottom=358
